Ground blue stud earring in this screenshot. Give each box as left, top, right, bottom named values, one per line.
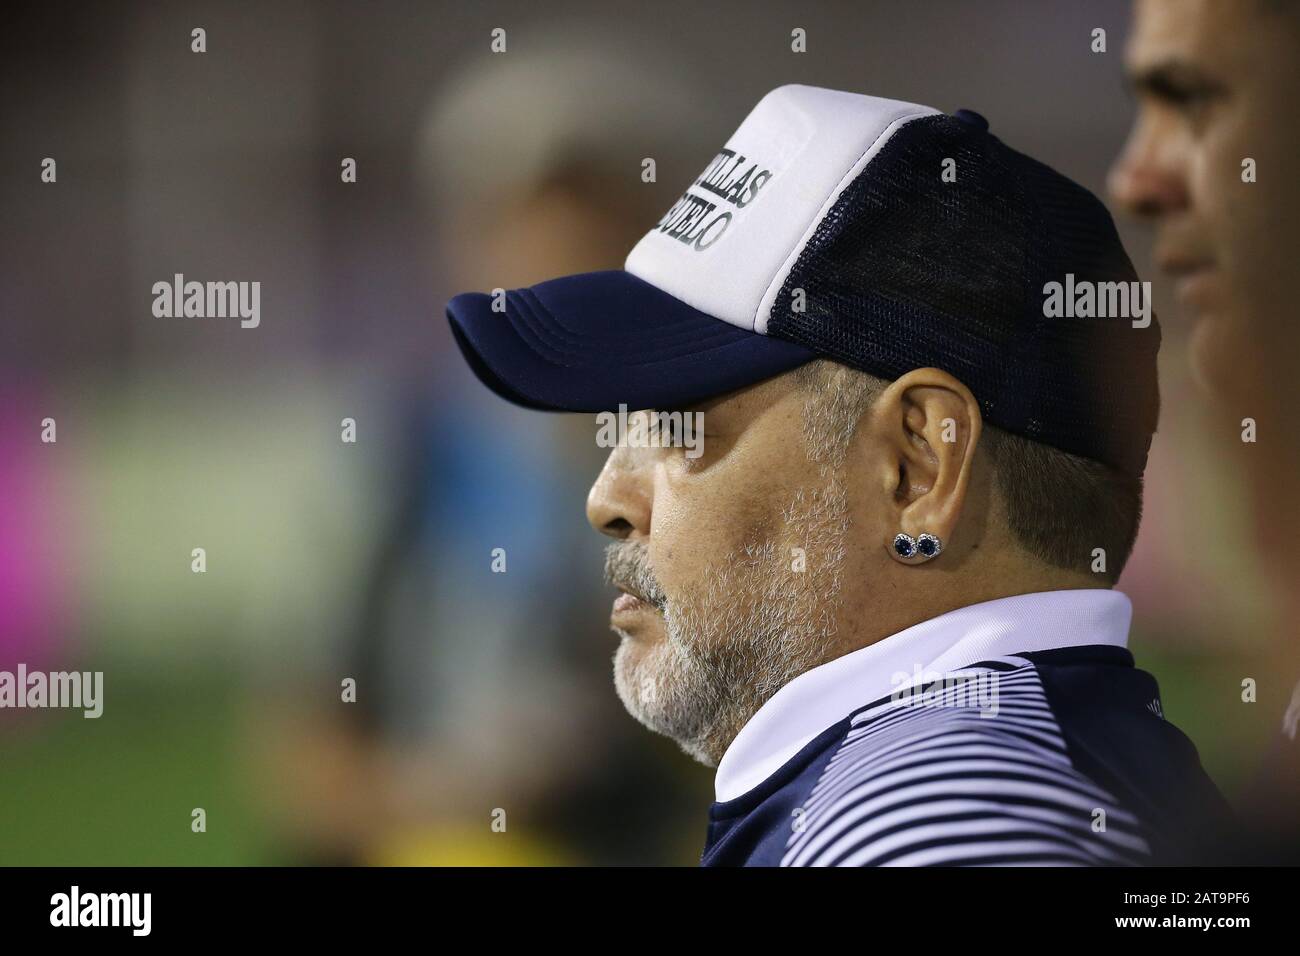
left=893, top=532, right=943, bottom=562
left=893, top=533, right=917, bottom=558
left=916, top=533, right=943, bottom=559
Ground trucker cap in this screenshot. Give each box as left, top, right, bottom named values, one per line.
left=447, top=84, right=1160, bottom=478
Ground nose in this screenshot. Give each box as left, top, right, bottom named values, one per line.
left=586, top=444, right=653, bottom=541
left=1108, top=115, right=1190, bottom=220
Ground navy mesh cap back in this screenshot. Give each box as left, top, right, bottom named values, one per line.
left=768, top=113, right=1160, bottom=478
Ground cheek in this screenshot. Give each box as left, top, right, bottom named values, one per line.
left=648, top=486, right=728, bottom=597
left=649, top=457, right=802, bottom=593
left=1186, top=141, right=1235, bottom=235
left=1197, top=111, right=1278, bottom=268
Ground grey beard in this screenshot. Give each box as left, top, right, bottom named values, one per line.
left=610, top=480, right=850, bottom=766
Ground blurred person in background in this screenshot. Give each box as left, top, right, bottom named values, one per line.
left=256, top=31, right=718, bottom=865
left=1109, top=0, right=1300, bottom=857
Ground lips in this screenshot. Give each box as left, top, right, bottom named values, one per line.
left=610, top=581, right=663, bottom=620
left=1174, top=270, right=1217, bottom=309
left=1155, top=248, right=1218, bottom=312
left=1170, top=266, right=1219, bottom=313
left=603, top=545, right=668, bottom=618
left=613, top=591, right=652, bottom=613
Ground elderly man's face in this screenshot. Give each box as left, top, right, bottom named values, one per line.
left=1108, top=0, right=1300, bottom=401
left=585, top=373, right=877, bottom=765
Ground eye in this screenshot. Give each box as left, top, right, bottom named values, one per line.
left=647, top=410, right=682, bottom=444
left=661, top=415, right=685, bottom=446
left=1173, top=88, right=1218, bottom=125
left=1140, top=71, right=1225, bottom=129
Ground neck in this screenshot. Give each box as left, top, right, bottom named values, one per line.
left=839, top=563, right=1105, bottom=661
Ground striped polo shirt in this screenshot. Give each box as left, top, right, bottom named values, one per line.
left=700, top=589, right=1230, bottom=866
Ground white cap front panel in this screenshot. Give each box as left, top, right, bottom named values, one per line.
left=624, top=85, right=940, bottom=333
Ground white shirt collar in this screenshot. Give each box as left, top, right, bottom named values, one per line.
left=713, top=588, right=1132, bottom=802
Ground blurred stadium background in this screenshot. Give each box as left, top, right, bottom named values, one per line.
left=0, top=0, right=1281, bottom=864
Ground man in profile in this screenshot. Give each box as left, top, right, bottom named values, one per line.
left=448, top=85, right=1229, bottom=865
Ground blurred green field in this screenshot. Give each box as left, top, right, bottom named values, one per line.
left=0, top=668, right=271, bottom=866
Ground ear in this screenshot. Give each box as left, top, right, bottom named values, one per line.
left=869, top=368, right=983, bottom=564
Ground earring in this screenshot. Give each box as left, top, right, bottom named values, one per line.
left=916, top=533, right=943, bottom=560
left=892, top=533, right=917, bottom=558
left=892, top=532, right=943, bottom=562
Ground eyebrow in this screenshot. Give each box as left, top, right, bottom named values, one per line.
left=1127, top=58, right=1227, bottom=100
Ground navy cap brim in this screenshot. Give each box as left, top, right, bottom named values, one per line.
left=446, top=270, right=818, bottom=412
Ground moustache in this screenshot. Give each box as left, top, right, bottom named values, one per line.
left=603, top=543, right=668, bottom=611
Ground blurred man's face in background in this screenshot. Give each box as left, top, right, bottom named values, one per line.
left=1109, top=0, right=1300, bottom=402
left=588, top=374, right=868, bottom=766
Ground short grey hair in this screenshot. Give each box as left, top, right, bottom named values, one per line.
left=792, top=360, right=886, bottom=469
left=790, top=359, right=1143, bottom=582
